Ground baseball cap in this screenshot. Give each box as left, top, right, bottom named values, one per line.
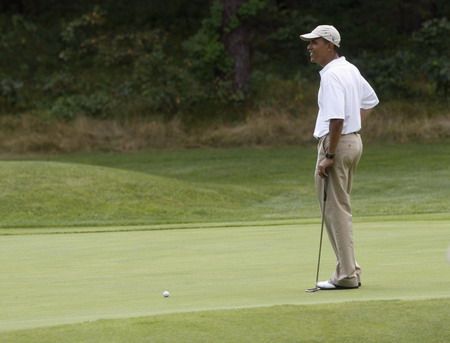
left=300, top=25, right=341, bottom=47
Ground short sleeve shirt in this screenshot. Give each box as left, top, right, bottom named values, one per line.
left=313, top=57, right=379, bottom=138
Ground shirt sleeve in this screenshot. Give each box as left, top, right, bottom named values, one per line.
left=320, top=82, right=345, bottom=121
left=361, top=78, right=379, bottom=109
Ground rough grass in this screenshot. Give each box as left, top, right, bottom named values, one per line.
left=0, top=100, right=448, bottom=153
left=0, top=114, right=187, bottom=153
left=363, top=100, right=450, bottom=143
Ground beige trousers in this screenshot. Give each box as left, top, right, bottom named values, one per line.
left=315, top=133, right=363, bottom=288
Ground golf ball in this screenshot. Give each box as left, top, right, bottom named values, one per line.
left=163, top=291, right=170, bottom=297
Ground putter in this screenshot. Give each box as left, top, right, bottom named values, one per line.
left=306, top=176, right=328, bottom=293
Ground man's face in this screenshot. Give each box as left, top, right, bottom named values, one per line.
left=307, top=38, right=332, bottom=67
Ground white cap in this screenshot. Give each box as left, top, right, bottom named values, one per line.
left=300, top=25, right=341, bottom=47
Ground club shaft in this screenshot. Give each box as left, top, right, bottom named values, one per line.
left=315, top=178, right=328, bottom=284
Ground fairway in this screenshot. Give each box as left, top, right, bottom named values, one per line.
left=1, top=216, right=449, bottom=332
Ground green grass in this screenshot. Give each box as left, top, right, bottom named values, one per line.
left=0, top=219, right=449, bottom=341
left=0, top=144, right=449, bottom=341
left=0, top=161, right=248, bottom=227
left=0, top=143, right=448, bottom=228
left=2, top=299, right=449, bottom=343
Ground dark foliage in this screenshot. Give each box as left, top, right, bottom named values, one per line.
left=0, top=0, right=448, bottom=118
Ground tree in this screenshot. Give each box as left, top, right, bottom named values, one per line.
left=219, top=0, right=251, bottom=91
left=184, top=0, right=270, bottom=98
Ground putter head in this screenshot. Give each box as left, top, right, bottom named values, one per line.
left=306, top=287, right=320, bottom=293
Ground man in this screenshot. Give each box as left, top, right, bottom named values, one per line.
left=300, top=25, right=379, bottom=290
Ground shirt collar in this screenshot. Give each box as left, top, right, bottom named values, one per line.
left=319, top=56, right=347, bottom=76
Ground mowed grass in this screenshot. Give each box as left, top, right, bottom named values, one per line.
left=2, top=300, right=449, bottom=343
left=1, top=220, right=449, bottom=341
left=0, top=143, right=449, bottom=341
left=0, top=143, right=448, bottom=228
left=0, top=161, right=248, bottom=228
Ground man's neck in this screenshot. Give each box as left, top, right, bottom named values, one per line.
left=320, top=54, right=339, bottom=68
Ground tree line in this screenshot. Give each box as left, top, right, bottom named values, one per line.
left=0, top=0, right=448, bottom=120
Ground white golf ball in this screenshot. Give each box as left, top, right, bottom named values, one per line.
left=163, top=291, right=170, bottom=297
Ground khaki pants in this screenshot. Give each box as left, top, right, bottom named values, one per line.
left=315, top=133, right=362, bottom=287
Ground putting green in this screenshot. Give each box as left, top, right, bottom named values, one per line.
left=1, top=217, right=449, bottom=332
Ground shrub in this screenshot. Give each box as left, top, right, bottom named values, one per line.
left=132, top=51, right=205, bottom=116
left=358, top=17, right=450, bottom=100
left=50, top=92, right=118, bottom=120
left=412, top=17, right=450, bottom=96
left=0, top=78, right=24, bottom=111
left=55, top=7, right=204, bottom=119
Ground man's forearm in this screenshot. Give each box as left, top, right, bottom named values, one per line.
left=327, top=119, right=344, bottom=154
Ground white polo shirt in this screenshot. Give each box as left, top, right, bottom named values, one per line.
left=313, top=57, right=379, bottom=139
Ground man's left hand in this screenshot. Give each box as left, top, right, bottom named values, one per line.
left=318, top=158, right=334, bottom=179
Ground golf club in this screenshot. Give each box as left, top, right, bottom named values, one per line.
left=306, top=175, right=328, bottom=293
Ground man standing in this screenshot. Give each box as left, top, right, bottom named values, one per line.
left=300, top=25, right=379, bottom=290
